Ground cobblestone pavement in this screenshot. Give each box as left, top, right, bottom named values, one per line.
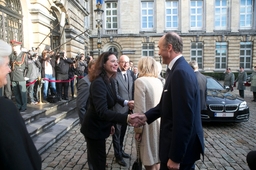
left=42, top=88, right=256, bottom=170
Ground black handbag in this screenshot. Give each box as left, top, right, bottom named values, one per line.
left=132, top=141, right=142, bottom=170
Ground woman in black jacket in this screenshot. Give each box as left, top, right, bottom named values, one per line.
left=80, top=51, right=134, bottom=169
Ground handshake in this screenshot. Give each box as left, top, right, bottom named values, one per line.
left=127, top=113, right=147, bottom=128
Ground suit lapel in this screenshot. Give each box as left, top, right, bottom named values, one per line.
left=117, top=69, right=128, bottom=90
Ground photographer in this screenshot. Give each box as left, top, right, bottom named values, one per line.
left=55, top=51, right=73, bottom=100
left=40, top=50, right=57, bottom=102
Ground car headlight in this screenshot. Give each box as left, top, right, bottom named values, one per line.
left=239, top=101, right=248, bottom=111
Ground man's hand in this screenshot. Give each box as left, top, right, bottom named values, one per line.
left=167, top=159, right=180, bottom=170
left=128, top=113, right=147, bottom=127
left=128, top=100, right=134, bottom=110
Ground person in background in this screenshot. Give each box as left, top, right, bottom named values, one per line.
left=133, top=66, right=139, bottom=78
left=40, top=50, right=57, bottom=102
left=156, top=61, right=165, bottom=86
left=77, top=53, right=87, bottom=77
left=26, top=52, right=41, bottom=104
left=235, top=66, right=247, bottom=98
left=129, top=60, right=134, bottom=70
left=131, top=32, right=204, bottom=170
left=189, top=60, right=207, bottom=111
left=9, top=40, right=28, bottom=112
left=248, top=66, right=256, bottom=101
left=55, top=51, right=73, bottom=101
left=76, top=59, right=95, bottom=124
left=134, top=56, right=162, bottom=170
left=112, top=55, right=136, bottom=167
left=32, top=53, right=41, bottom=103
left=80, top=51, right=135, bottom=170
left=223, top=68, right=235, bottom=91
left=0, top=39, right=41, bottom=170
left=68, top=59, right=79, bottom=99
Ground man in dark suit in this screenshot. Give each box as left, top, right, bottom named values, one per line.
left=130, top=32, right=204, bottom=170
left=189, top=60, right=207, bottom=111
left=112, top=55, right=135, bottom=166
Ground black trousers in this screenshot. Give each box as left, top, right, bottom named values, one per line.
left=112, top=122, right=127, bottom=159
left=239, top=90, right=244, bottom=98
left=247, top=150, right=256, bottom=170
left=86, top=137, right=106, bottom=170
left=56, top=81, right=69, bottom=99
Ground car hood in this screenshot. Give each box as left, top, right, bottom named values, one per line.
left=207, top=89, right=244, bottom=104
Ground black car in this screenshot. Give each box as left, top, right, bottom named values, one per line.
left=201, top=76, right=250, bottom=123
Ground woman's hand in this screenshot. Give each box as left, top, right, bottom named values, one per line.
left=135, top=133, right=142, bottom=142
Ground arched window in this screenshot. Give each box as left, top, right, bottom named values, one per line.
left=0, top=0, right=23, bottom=42
left=51, top=11, right=61, bottom=51
left=108, top=46, right=118, bottom=57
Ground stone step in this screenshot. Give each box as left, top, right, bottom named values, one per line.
left=26, top=100, right=77, bottom=138
left=32, top=112, right=79, bottom=154
left=23, top=98, right=79, bottom=155
left=22, top=100, right=75, bottom=125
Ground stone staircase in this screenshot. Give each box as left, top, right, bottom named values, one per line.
left=21, top=98, right=79, bottom=155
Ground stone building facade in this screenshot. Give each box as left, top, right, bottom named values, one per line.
left=89, top=0, right=256, bottom=73
left=0, top=0, right=90, bottom=58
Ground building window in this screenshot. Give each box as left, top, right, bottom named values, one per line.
left=215, top=0, right=227, bottom=30
left=0, top=0, right=23, bottom=42
left=240, top=42, right=252, bottom=69
left=141, top=1, right=154, bottom=30
left=106, top=2, right=117, bottom=29
left=240, top=0, right=253, bottom=29
left=108, top=46, right=118, bottom=57
left=215, top=42, right=227, bottom=69
left=191, top=42, right=203, bottom=69
left=190, top=0, right=203, bottom=30
left=142, top=43, right=154, bottom=56
left=165, top=1, right=179, bottom=30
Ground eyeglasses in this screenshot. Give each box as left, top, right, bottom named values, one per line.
left=120, top=61, right=129, bottom=64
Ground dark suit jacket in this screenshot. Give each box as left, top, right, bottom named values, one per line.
left=113, top=68, right=135, bottom=114
left=80, top=76, right=128, bottom=140
left=195, top=71, right=207, bottom=110
left=76, top=75, right=90, bottom=124
left=0, top=97, right=41, bottom=170
left=145, top=57, right=204, bottom=165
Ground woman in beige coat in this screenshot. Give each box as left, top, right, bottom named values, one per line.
left=134, top=57, right=163, bottom=170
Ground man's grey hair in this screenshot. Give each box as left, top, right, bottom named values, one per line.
left=164, top=32, right=183, bottom=53
left=188, top=60, right=198, bottom=70
left=0, top=39, right=12, bottom=65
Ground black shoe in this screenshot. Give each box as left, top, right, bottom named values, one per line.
left=63, top=97, right=69, bottom=100
left=116, top=158, right=127, bottom=166
left=122, top=152, right=131, bottom=158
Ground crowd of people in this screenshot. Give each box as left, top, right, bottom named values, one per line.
left=223, top=66, right=256, bottom=101
left=0, top=32, right=255, bottom=170
left=0, top=40, right=93, bottom=112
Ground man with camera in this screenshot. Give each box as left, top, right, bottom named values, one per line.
left=55, top=51, right=73, bottom=100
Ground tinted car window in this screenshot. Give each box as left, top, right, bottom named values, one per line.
left=207, top=77, right=224, bottom=90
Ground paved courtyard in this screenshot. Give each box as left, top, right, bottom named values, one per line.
left=41, top=87, right=256, bottom=170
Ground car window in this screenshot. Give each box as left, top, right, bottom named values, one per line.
left=207, top=77, right=224, bottom=90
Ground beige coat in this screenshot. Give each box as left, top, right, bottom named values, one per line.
left=134, top=77, right=163, bottom=166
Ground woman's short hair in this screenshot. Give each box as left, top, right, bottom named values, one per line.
left=0, top=39, right=12, bottom=65
left=137, top=56, right=158, bottom=78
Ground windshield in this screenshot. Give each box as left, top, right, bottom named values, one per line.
left=207, top=77, right=224, bottom=90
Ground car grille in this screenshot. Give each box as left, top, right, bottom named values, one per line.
left=209, top=104, right=238, bottom=112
